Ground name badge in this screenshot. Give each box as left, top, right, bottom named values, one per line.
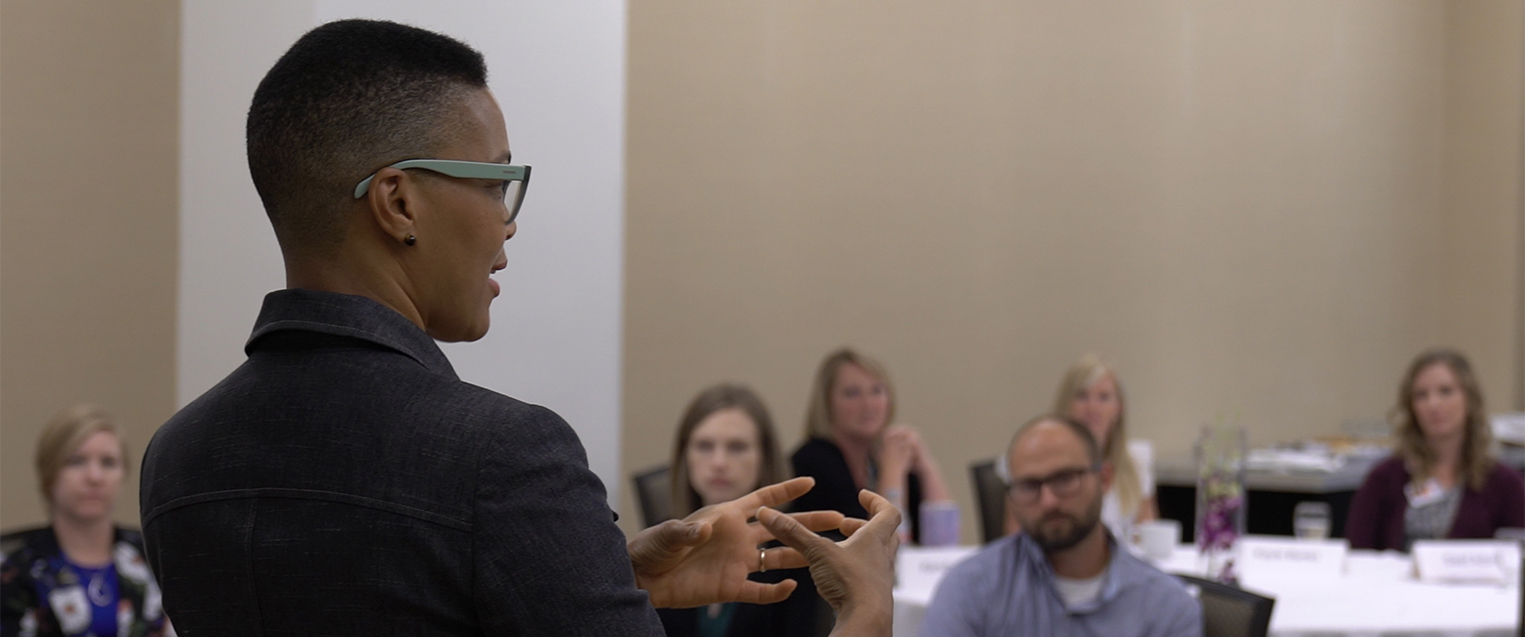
left=1404, top=478, right=1450, bottom=508
left=1412, top=540, right=1520, bottom=584
left=1236, top=536, right=1348, bottom=579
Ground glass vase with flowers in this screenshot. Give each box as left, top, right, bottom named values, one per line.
left=1195, top=419, right=1246, bottom=583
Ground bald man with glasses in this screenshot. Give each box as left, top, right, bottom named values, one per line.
left=921, top=416, right=1201, bottom=637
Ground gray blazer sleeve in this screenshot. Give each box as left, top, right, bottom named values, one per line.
left=472, top=403, right=664, bottom=636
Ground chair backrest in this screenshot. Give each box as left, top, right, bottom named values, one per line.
left=1176, top=575, right=1275, bottom=637
left=969, top=458, right=1007, bottom=544
left=631, top=465, right=677, bottom=528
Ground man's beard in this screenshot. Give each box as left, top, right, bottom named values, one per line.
left=1026, top=499, right=1103, bottom=552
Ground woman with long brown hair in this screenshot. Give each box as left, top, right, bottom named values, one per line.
left=1345, top=349, right=1525, bottom=550
left=658, top=384, right=818, bottom=637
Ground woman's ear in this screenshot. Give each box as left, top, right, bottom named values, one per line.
left=363, top=167, right=419, bottom=245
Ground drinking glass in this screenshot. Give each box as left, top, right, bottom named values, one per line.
left=918, top=501, right=961, bottom=547
left=1293, top=501, right=1331, bottom=540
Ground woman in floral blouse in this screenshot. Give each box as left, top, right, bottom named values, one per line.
left=1, top=405, right=167, bottom=637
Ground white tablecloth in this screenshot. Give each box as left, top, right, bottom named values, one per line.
left=891, top=545, right=1520, bottom=637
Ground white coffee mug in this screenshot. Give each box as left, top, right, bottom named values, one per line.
left=1137, top=519, right=1181, bottom=563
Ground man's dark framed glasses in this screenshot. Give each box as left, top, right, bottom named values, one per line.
left=1006, top=463, right=1102, bottom=503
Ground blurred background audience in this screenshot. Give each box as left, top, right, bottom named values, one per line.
left=1, top=405, right=167, bottom=637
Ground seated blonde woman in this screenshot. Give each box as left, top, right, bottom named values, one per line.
left=1, top=405, right=168, bottom=637
left=790, top=348, right=954, bottom=545
left=1005, top=356, right=1156, bottom=541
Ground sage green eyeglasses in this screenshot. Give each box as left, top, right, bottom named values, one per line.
left=353, top=159, right=533, bottom=224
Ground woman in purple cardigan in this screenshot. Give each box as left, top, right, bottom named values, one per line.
left=1346, top=349, right=1525, bottom=551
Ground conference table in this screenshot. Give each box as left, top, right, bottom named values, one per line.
left=1155, top=443, right=1525, bottom=542
left=1154, top=451, right=1382, bottom=541
left=891, top=544, right=1520, bottom=637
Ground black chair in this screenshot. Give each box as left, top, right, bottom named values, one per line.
left=969, top=458, right=1007, bottom=544
left=631, top=465, right=676, bottom=528
left=1175, top=575, right=1275, bottom=637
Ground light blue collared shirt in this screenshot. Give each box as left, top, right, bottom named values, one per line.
left=920, top=532, right=1202, bottom=637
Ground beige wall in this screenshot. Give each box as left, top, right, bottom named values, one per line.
left=1, top=1, right=181, bottom=530
left=623, top=0, right=1524, bottom=539
left=0, top=0, right=1518, bottom=545
left=1443, top=0, right=1525, bottom=413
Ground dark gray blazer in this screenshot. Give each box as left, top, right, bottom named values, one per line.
left=140, top=289, right=663, bottom=636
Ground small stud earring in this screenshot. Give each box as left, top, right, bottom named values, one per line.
left=405, top=234, right=416, bottom=246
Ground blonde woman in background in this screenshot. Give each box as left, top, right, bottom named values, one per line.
left=790, top=347, right=953, bottom=544
left=1006, top=356, right=1157, bottom=539
left=0, top=405, right=168, bottom=637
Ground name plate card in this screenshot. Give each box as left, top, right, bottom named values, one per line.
left=1236, top=536, right=1348, bottom=579
left=1412, top=540, right=1520, bottom=584
left=896, top=546, right=978, bottom=594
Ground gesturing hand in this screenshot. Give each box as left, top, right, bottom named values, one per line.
left=757, top=489, right=900, bottom=636
left=629, top=477, right=846, bottom=609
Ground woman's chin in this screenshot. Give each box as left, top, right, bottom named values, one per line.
left=842, top=424, right=880, bottom=441
left=56, top=507, right=114, bottom=525
left=700, top=489, right=748, bottom=506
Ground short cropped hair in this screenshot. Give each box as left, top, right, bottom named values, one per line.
left=1007, top=415, right=1102, bottom=472
left=35, top=404, right=127, bottom=505
left=246, top=19, right=488, bottom=254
